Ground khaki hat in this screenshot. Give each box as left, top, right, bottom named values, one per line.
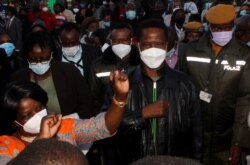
left=183, top=21, right=203, bottom=32
left=205, top=4, right=236, bottom=24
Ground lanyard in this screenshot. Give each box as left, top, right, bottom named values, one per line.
left=62, top=55, right=84, bottom=69
left=151, top=82, right=157, bottom=145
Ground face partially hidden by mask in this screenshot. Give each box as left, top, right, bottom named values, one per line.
left=42, top=7, right=49, bottom=12
left=103, top=21, right=111, bottom=28
left=126, top=10, right=136, bottom=20
left=139, top=46, right=167, bottom=69
left=0, top=42, right=15, bottom=57
left=29, top=57, right=52, bottom=75
left=112, top=43, right=131, bottom=59
left=15, top=109, right=48, bottom=134
left=246, top=41, right=250, bottom=47
left=211, top=31, right=233, bottom=46
left=62, top=45, right=80, bottom=57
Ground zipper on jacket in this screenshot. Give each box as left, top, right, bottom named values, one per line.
left=151, top=81, right=157, bottom=154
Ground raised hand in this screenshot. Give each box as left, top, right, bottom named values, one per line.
left=37, top=114, right=62, bottom=139
left=110, top=70, right=129, bottom=102
left=142, top=100, right=169, bottom=119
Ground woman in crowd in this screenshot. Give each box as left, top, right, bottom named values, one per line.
left=10, top=31, right=93, bottom=119
left=0, top=70, right=128, bottom=164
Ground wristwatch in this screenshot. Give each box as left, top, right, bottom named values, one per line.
left=112, top=95, right=126, bottom=108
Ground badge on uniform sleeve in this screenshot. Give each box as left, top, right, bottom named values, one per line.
left=199, top=90, right=212, bottom=103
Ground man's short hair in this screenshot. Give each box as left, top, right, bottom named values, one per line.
left=131, top=156, right=202, bottom=165
left=111, top=22, right=133, bottom=37
left=11, top=138, right=89, bottom=165
left=136, top=18, right=168, bottom=41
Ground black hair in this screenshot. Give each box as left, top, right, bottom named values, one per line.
left=101, top=8, right=112, bottom=19
left=111, top=22, right=133, bottom=37
left=136, top=18, right=168, bottom=41
left=11, top=138, right=89, bottom=165
left=91, top=29, right=110, bottom=45
left=31, top=22, right=48, bottom=32
left=23, top=31, right=55, bottom=59
left=59, top=22, right=80, bottom=36
left=2, top=81, right=48, bottom=134
left=131, top=156, right=202, bottom=165
left=170, top=8, right=185, bottom=26
left=6, top=6, right=17, bottom=15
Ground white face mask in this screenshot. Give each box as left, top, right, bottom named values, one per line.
left=62, top=45, right=80, bottom=57
left=42, top=7, right=49, bottom=12
left=140, top=47, right=167, bottom=69
left=15, top=109, right=47, bottom=134
left=112, top=44, right=131, bottom=59
left=73, top=8, right=79, bottom=13
left=29, top=59, right=51, bottom=75
left=211, top=31, right=233, bottom=46
left=166, top=47, right=175, bottom=57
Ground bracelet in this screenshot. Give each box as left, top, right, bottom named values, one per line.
left=112, top=95, right=126, bottom=108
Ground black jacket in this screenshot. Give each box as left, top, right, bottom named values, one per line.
left=179, top=33, right=250, bottom=151
left=55, top=44, right=101, bottom=81
left=100, top=65, right=202, bottom=165
left=89, top=45, right=140, bottom=112
left=10, top=60, right=95, bottom=119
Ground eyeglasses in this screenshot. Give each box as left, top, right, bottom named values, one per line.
left=28, top=56, right=52, bottom=65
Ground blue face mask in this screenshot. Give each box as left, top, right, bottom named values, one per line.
left=239, top=10, right=247, bottom=16
left=28, top=58, right=52, bottom=75
left=0, top=42, right=15, bottom=57
left=103, top=21, right=111, bottom=28
left=126, top=10, right=136, bottom=20
left=246, top=41, right=250, bottom=47
left=80, top=2, right=86, bottom=8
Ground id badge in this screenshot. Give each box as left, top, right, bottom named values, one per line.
left=199, top=90, right=212, bottom=103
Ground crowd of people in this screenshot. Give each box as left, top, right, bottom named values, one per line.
left=0, top=0, right=250, bottom=164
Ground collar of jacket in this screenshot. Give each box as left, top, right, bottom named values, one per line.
left=102, top=44, right=141, bottom=66
left=128, top=63, right=180, bottom=89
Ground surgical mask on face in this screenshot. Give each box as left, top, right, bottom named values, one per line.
left=126, top=10, right=136, bottom=20
left=112, top=44, right=131, bottom=59
left=0, top=42, right=15, bottom=57
left=239, top=10, right=247, bottom=16
left=211, top=31, right=233, bottom=46
left=15, top=109, right=47, bottom=134
left=73, top=8, right=79, bottom=13
left=80, top=2, right=86, bottom=8
left=62, top=45, right=80, bottom=57
left=29, top=58, right=51, bottom=75
left=166, top=47, right=175, bottom=57
left=103, top=21, right=111, bottom=28
left=140, top=47, right=167, bottom=69
left=246, top=41, right=250, bottom=47
left=42, top=7, right=49, bottom=12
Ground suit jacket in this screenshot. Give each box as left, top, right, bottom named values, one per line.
left=5, top=16, right=22, bottom=51
left=55, top=44, right=101, bottom=81
left=10, top=60, right=96, bottom=119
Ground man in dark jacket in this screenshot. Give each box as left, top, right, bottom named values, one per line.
left=100, top=18, right=202, bottom=165
left=179, top=4, right=250, bottom=165
left=58, top=22, right=101, bottom=80
left=89, top=22, right=141, bottom=112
